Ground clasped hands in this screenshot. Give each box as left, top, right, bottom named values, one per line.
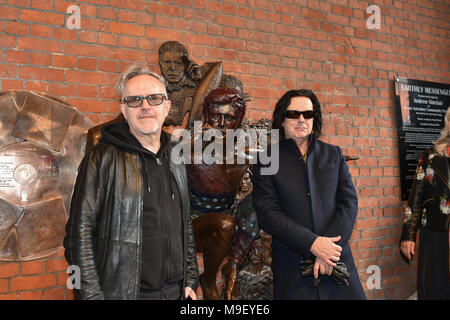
left=300, top=236, right=350, bottom=287
left=310, top=235, right=342, bottom=278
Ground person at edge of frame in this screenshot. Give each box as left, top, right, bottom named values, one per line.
left=64, top=64, right=198, bottom=300
left=400, top=106, right=450, bottom=300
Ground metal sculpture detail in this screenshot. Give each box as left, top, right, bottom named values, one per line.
left=0, top=90, right=92, bottom=261
left=237, top=231, right=273, bottom=300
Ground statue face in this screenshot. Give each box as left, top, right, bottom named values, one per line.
left=159, top=51, right=185, bottom=84
left=249, top=245, right=263, bottom=265
left=205, top=103, right=239, bottom=130
left=239, top=171, right=251, bottom=194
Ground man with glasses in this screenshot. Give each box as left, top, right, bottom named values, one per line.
left=64, top=65, right=199, bottom=300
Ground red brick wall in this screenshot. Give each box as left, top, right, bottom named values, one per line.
left=0, top=251, right=75, bottom=299
left=0, top=0, right=449, bottom=300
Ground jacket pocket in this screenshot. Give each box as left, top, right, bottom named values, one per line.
left=318, top=161, right=338, bottom=172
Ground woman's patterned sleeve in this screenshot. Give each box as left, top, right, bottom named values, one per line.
left=400, top=152, right=427, bottom=242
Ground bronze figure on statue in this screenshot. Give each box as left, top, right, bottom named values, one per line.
left=185, top=87, right=260, bottom=300
left=237, top=231, right=273, bottom=300
left=158, top=41, right=223, bottom=133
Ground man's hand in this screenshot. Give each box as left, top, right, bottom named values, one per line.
left=310, top=236, right=342, bottom=267
left=186, top=60, right=201, bottom=80
left=185, top=287, right=197, bottom=300
left=313, top=257, right=333, bottom=278
left=400, top=240, right=415, bottom=260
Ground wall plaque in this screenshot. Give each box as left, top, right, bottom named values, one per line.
left=394, top=77, right=450, bottom=200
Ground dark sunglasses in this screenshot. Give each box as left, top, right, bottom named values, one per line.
left=285, top=110, right=315, bottom=120
left=122, top=94, right=167, bottom=108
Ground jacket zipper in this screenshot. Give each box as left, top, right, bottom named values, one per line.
left=157, top=157, right=172, bottom=282
left=136, top=154, right=144, bottom=299
left=171, top=161, right=188, bottom=290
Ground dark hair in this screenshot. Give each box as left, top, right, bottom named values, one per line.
left=203, top=87, right=246, bottom=126
left=272, top=89, right=323, bottom=139
left=219, top=74, right=243, bottom=92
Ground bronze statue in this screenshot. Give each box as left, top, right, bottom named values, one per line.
left=186, top=87, right=260, bottom=300
left=221, top=118, right=274, bottom=300
left=0, top=90, right=91, bottom=261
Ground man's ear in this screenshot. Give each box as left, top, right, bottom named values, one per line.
left=120, top=104, right=128, bottom=121
left=164, top=99, right=171, bottom=117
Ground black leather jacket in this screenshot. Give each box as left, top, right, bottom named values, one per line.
left=401, top=148, right=450, bottom=242
left=64, top=125, right=198, bottom=300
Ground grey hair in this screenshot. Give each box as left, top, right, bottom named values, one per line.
left=434, top=106, right=450, bottom=156
left=116, top=64, right=168, bottom=100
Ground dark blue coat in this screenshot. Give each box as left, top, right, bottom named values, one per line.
left=252, top=136, right=366, bottom=299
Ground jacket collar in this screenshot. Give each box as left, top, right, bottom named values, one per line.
left=100, top=122, right=170, bottom=158
left=427, top=152, right=450, bottom=191
left=281, top=133, right=317, bottom=158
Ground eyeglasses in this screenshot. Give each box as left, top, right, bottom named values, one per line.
left=122, top=94, right=167, bottom=108
left=285, top=110, right=315, bottom=120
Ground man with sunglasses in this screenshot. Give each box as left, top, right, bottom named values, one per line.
left=64, top=65, right=199, bottom=300
left=251, top=89, right=366, bottom=299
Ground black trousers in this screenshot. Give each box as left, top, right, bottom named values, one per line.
left=139, top=281, right=183, bottom=300
left=418, top=227, right=450, bottom=299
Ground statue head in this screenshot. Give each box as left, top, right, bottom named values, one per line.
left=247, top=239, right=264, bottom=273
left=158, top=41, right=190, bottom=84
left=202, top=87, right=246, bottom=130
left=236, top=170, right=253, bottom=202
left=219, top=74, right=251, bottom=103
left=219, top=74, right=244, bottom=92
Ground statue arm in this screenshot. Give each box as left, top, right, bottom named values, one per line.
left=187, top=62, right=223, bottom=128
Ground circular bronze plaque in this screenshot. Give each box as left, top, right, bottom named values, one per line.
left=0, top=91, right=92, bottom=261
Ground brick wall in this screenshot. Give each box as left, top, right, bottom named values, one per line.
left=0, top=0, right=449, bottom=299
left=0, top=251, right=75, bottom=299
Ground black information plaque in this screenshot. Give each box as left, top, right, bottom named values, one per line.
left=394, top=77, right=450, bottom=200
